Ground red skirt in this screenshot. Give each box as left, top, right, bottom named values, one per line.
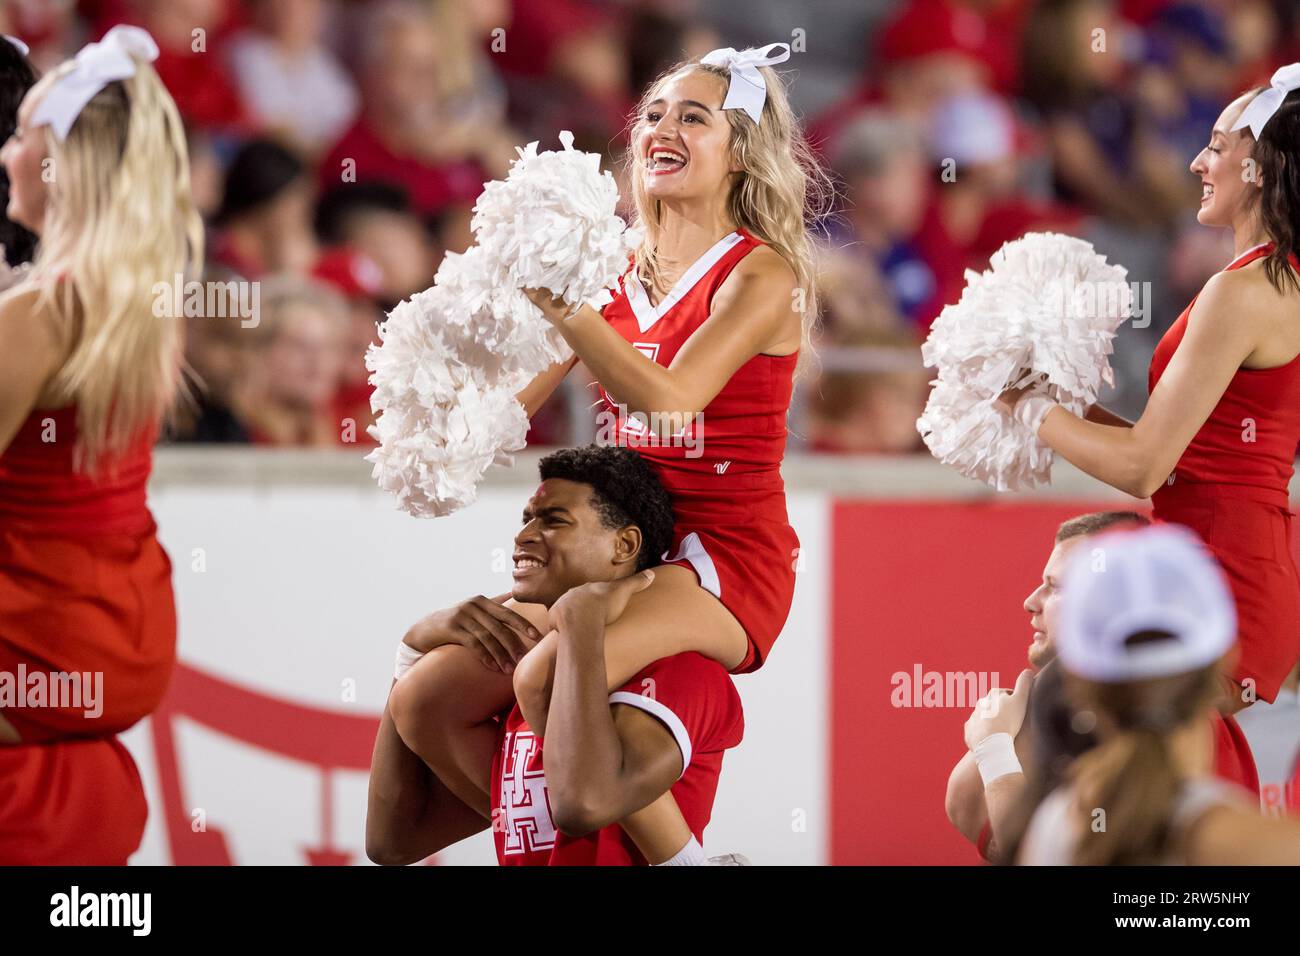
left=1152, top=480, right=1300, bottom=704
left=0, top=523, right=176, bottom=741
left=659, top=483, right=799, bottom=674
left=0, top=736, right=147, bottom=864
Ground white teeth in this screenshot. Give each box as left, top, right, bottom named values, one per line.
left=648, top=149, right=686, bottom=171
left=515, top=558, right=544, bottom=569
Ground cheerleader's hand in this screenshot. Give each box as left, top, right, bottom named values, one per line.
left=522, top=287, right=570, bottom=326
left=995, top=382, right=1035, bottom=414
left=548, top=569, right=655, bottom=633
left=997, top=381, right=1057, bottom=436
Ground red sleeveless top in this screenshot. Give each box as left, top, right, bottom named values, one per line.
left=597, top=229, right=798, bottom=494
left=0, top=406, right=157, bottom=537
left=1148, top=243, right=1300, bottom=508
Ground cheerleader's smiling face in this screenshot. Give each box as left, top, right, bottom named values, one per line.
left=1190, top=92, right=1262, bottom=228
left=511, top=479, right=642, bottom=607
left=0, top=91, right=51, bottom=234
left=636, top=70, right=739, bottom=202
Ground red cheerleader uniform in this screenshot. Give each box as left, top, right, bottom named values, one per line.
left=598, top=229, right=799, bottom=673
left=1148, top=243, right=1300, bottom=705
left=1149, top=243, right=1300, bottom=792
left=0, top=406, right=176, bottom=864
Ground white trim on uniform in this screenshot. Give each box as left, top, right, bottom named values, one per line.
left=625, top=231, right=745, bottom=334
left=663, top=531, right=722, bottom=599
left=1225, top=242, right=1271, bottom=270
left=608, top=691, right=693, bottom=779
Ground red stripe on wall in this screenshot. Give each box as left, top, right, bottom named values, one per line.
left=829, top=499, right=1128, bottom=865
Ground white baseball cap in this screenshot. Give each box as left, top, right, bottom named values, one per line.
left=1057, top=524, right=1236, bottom=683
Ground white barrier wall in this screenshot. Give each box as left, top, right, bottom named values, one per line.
left=121, top=450, right=829, bottom=865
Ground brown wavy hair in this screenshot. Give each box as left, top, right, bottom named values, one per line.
left=1241, top=85, right=1300, bottom=296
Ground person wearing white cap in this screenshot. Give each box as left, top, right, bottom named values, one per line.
left=1000, top=66, right=1300, bottom=787
left=946, top=510, right=1149, bottom=861
left=1017, top=525, right=1300, bottom=865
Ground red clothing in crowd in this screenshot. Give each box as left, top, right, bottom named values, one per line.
left=318, top=119, right=486, bottom=217
left=912, top=194, right=1084, bottom=332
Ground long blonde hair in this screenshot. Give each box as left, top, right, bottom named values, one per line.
left=27, top=56, right=203, bottom=472
left=1064, top=654, right=1221, bottom=866
left=625, top=59, right=831, bottom=371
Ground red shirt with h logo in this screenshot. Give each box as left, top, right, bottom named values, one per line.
left=490, top=652, right=743, bottom=865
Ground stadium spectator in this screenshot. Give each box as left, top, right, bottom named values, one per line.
left=822, top=110, right=936, bottom=332
left=212, top=137, right=320, bottom=278
left=1019, top=0, right=1186, bottom=230
left=809, top=0, right=997, bottom=150
left=311, top=247, right=385, bottom=447
left=914, top=89, right=1083, bottom=330
left=228, top=276, right=349, bottom=446
left=314, top=181, right=438, bottom=306
left=946, top=510, right=1150, bottom=861
left=174, top=265, right=258, bottom=444
left=318, top=0, right=511, bottom=219
left=1015, top=525, right=1300, bottom=865
left=132, top=0, right=252, bottom=135
left=226, top=0, right=359, bottom=158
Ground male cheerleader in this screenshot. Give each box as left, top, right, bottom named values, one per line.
left=365, top=445, right=743, bottom=865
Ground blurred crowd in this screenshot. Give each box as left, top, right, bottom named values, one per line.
left=5, top=0, right=1298, bottom=454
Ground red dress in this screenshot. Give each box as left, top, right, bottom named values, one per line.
left=0, top=406, right=175, bottom=864
left=1148, top=243, right=1300, bottom=794
left=598, top=229, right=799, bottom=672
left=1148, top=243, right=1300, bottom=705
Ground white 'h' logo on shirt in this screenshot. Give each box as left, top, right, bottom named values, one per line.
left=500, top=731, right=556, bottom=856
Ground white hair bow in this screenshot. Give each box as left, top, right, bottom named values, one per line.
left=31, top=25, right=159, bottom=141
left=700, top=43, right=791, bottom=124
left=4, top=35, right=28, bottom=57
left=1231, top=62, right=1300, bottom=141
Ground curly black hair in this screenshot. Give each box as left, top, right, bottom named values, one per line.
left=0, top=38, right=37, bottom=267
left=538, top=444, right=675, bottom=572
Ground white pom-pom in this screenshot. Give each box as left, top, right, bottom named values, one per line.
left=917, top=232, right=1132, bottom=491
left=366, top=132, right=638, bottom=517
left=472, top=132, right=641, bottom=308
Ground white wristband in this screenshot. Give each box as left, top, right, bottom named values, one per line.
left=973, top=732, right=1022, bottom=786
left=394, top=641, right=425, bottom=682
left=1014, top=394, right=1056, bottom=436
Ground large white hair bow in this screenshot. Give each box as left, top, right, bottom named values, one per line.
left=700, top=42, right=791, bottom=124
left=1231, top=62, right=1300, bottom=141
left=31, top=25, right=159, bottom=141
